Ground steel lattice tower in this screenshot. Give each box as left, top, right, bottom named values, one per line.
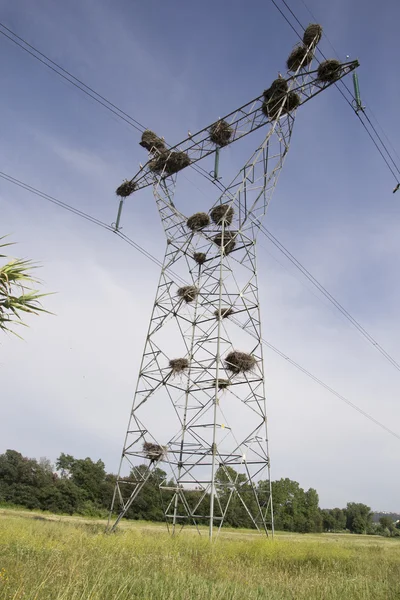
left=108, top=35, right=358, bottom=537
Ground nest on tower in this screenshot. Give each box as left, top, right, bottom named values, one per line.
left=303, top=23, right=323, bottom=48
left=286, top=45, right=314, bottom=72
left=149, top=150, right=191, bottom=175
left=169, top=358, right=189, bottom=375
left=262, top=91, right=300, bottom=120
left=209, top=120, right=233, bottom=147
left=186, top=212, right=210, bottom=231
left=214, top=307, right=235, bottom=319
left=266, top=78, right=289, bottom=97
left=143, top=441, right=167, bottom=462
left=210, top=205, right=234, bottom=226
left=317, top=59, right=341, bottom=83
left=193, top=252, right=207, bottom=265
left=177, top=285, right=199, bottom=303
left=213, top=231, right=236, bottom=255
left=213, top=378, right=230, bottom=390
left=225, top=351, right=256, bottom=375
left=139, top=130, right=166, bottom=152
left=116, top=180, right=136, bottom=197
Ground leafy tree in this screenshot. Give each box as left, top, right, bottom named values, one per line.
left=379, top=516, right=394, bottom=529
left=321, top=509, right=336, bottom=532
left=56, top=453, right=106, bottom=504
left=346, top=502, right=373, bottom=534
left=0, top=237, right=49, bottom=336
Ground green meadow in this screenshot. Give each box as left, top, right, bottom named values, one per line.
left=1, top=509, right=400, bottom=599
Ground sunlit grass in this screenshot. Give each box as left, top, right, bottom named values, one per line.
left=0, top=509, right=399, bottom=599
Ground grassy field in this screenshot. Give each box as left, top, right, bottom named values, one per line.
left=0, top=509, right=400, bottom=599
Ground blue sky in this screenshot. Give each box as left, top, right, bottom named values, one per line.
left=1, top=0, right=400, bottom=511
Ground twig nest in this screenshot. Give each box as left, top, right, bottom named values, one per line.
left=214, top=378, right=230, bottom=390
left=303, top=24, right=323, bottom=48
left=209, top=120, right=233, bottom=147
left=139, top=130, right=166, bottom=152
left=225, top=351, right=256, bottom=375
left=149, top=150, right=191, bottom=175
left=186, top=212, right=210, bottom=231
left=210, top=205, right=234, bottom=226
left=213, top=231, right=236, bottom=255
left=116, top=180, right=136, bottom=197
left=285, top=92, right=301, bottom=112
left=214, top=307, right=235, bottom=319
left=177, top=285, right=199, bottom=303
left=264, top=78, right=289, bottom=98
left=169, top=358, right=189, bottom=374
left=262, top=92, right=300, bottom=120
left=143, top=441, right=167, bottom=462
left=193, top=252, right=206, bottom=265
left=317, top=59, right=341, bottom=83
left=287, top=46, right=313, bottom=72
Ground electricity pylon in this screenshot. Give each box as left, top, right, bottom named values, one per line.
left=108, top=34, right=358, bottom=537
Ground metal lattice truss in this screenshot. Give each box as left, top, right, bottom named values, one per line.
left=108, top=55, right=359, bottom=536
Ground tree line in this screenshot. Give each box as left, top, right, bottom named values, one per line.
left=1, top=449, right=399, bottom=536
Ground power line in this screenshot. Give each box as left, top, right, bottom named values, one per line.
left=2, top=19, right=400, bottom=437
left=298, top=0, right=400, bottom=168
left=0, top=24, right=146, bottom=134
left=258, top=225, right=400, bottom=372
left=2, top=170, right=399, bottom=442
left=0, top=21, right=217, bottom=189
left=271, top=0, right=400, bottom=183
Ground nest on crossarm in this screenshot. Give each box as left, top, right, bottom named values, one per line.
left=149, top=150, right=191, bottom=175
left=139, top=130, right=166, bottom=152
left=116, top=180, right=136, bottom=197
left=193, top=252, right=207, bottom=265
left=225, top=351, right=256, bottom=375
left=169, top=358, right=189, bottom=375
left=214, top=307, right=235, bottom=319
left=210, top=205, right=234, bottom=226
left=186, top=212, right=210, bottom=231
left=209, top=120, right=233, bottom=147
left=287, top=45, right=313, bottom=72
left=317, top=59, right=341, bottom=83
left=303, top=23, right=323, bottom=48
left=143, top=441, right=167, bottom=462
left=264, top=78, right=288, bottom=98
left=177, top=285, right=199, bottom=303
left=213, top=231, right=236, bottom=255
left=213, top=378, right=230, bottom=390
left=262, top=91, right=300, bottom=120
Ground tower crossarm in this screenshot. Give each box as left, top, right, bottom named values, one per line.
left=127, top=60, right=358, bottom=193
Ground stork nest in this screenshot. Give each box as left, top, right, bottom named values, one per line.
left=169, top=358, right=189, bottom=374
left=143, top=441, right=167, bottom=462
left=116, top=180, right=136, bottom=197
left=149, top=150, right=191, bottom=175
left=225, top=351, right=256, bottom=375
left=187, top=212, right=210, bottom=231
left=318, top=59, right=341, bottom=83
left=213, top=231, right=236, bottom=255
left=264, top=78, right=289, bottom=97
left=262, top=91, right=300, bottom=120
left=214, top=378, right=230, bottom=390
left=214, top=307, right=235, bottom=319
left=209, top=120, right=233, bottom=147
left=177, top=285, right=199, bottom=303
left=139, top=129, right=166, bottom=152
left=193, top=252, right=207, bottom=265
left=303, top=23, right=323, bottom=48
left=210, top=205, right=234, bottom=226
left=287, top=46, right=313, bottom=72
